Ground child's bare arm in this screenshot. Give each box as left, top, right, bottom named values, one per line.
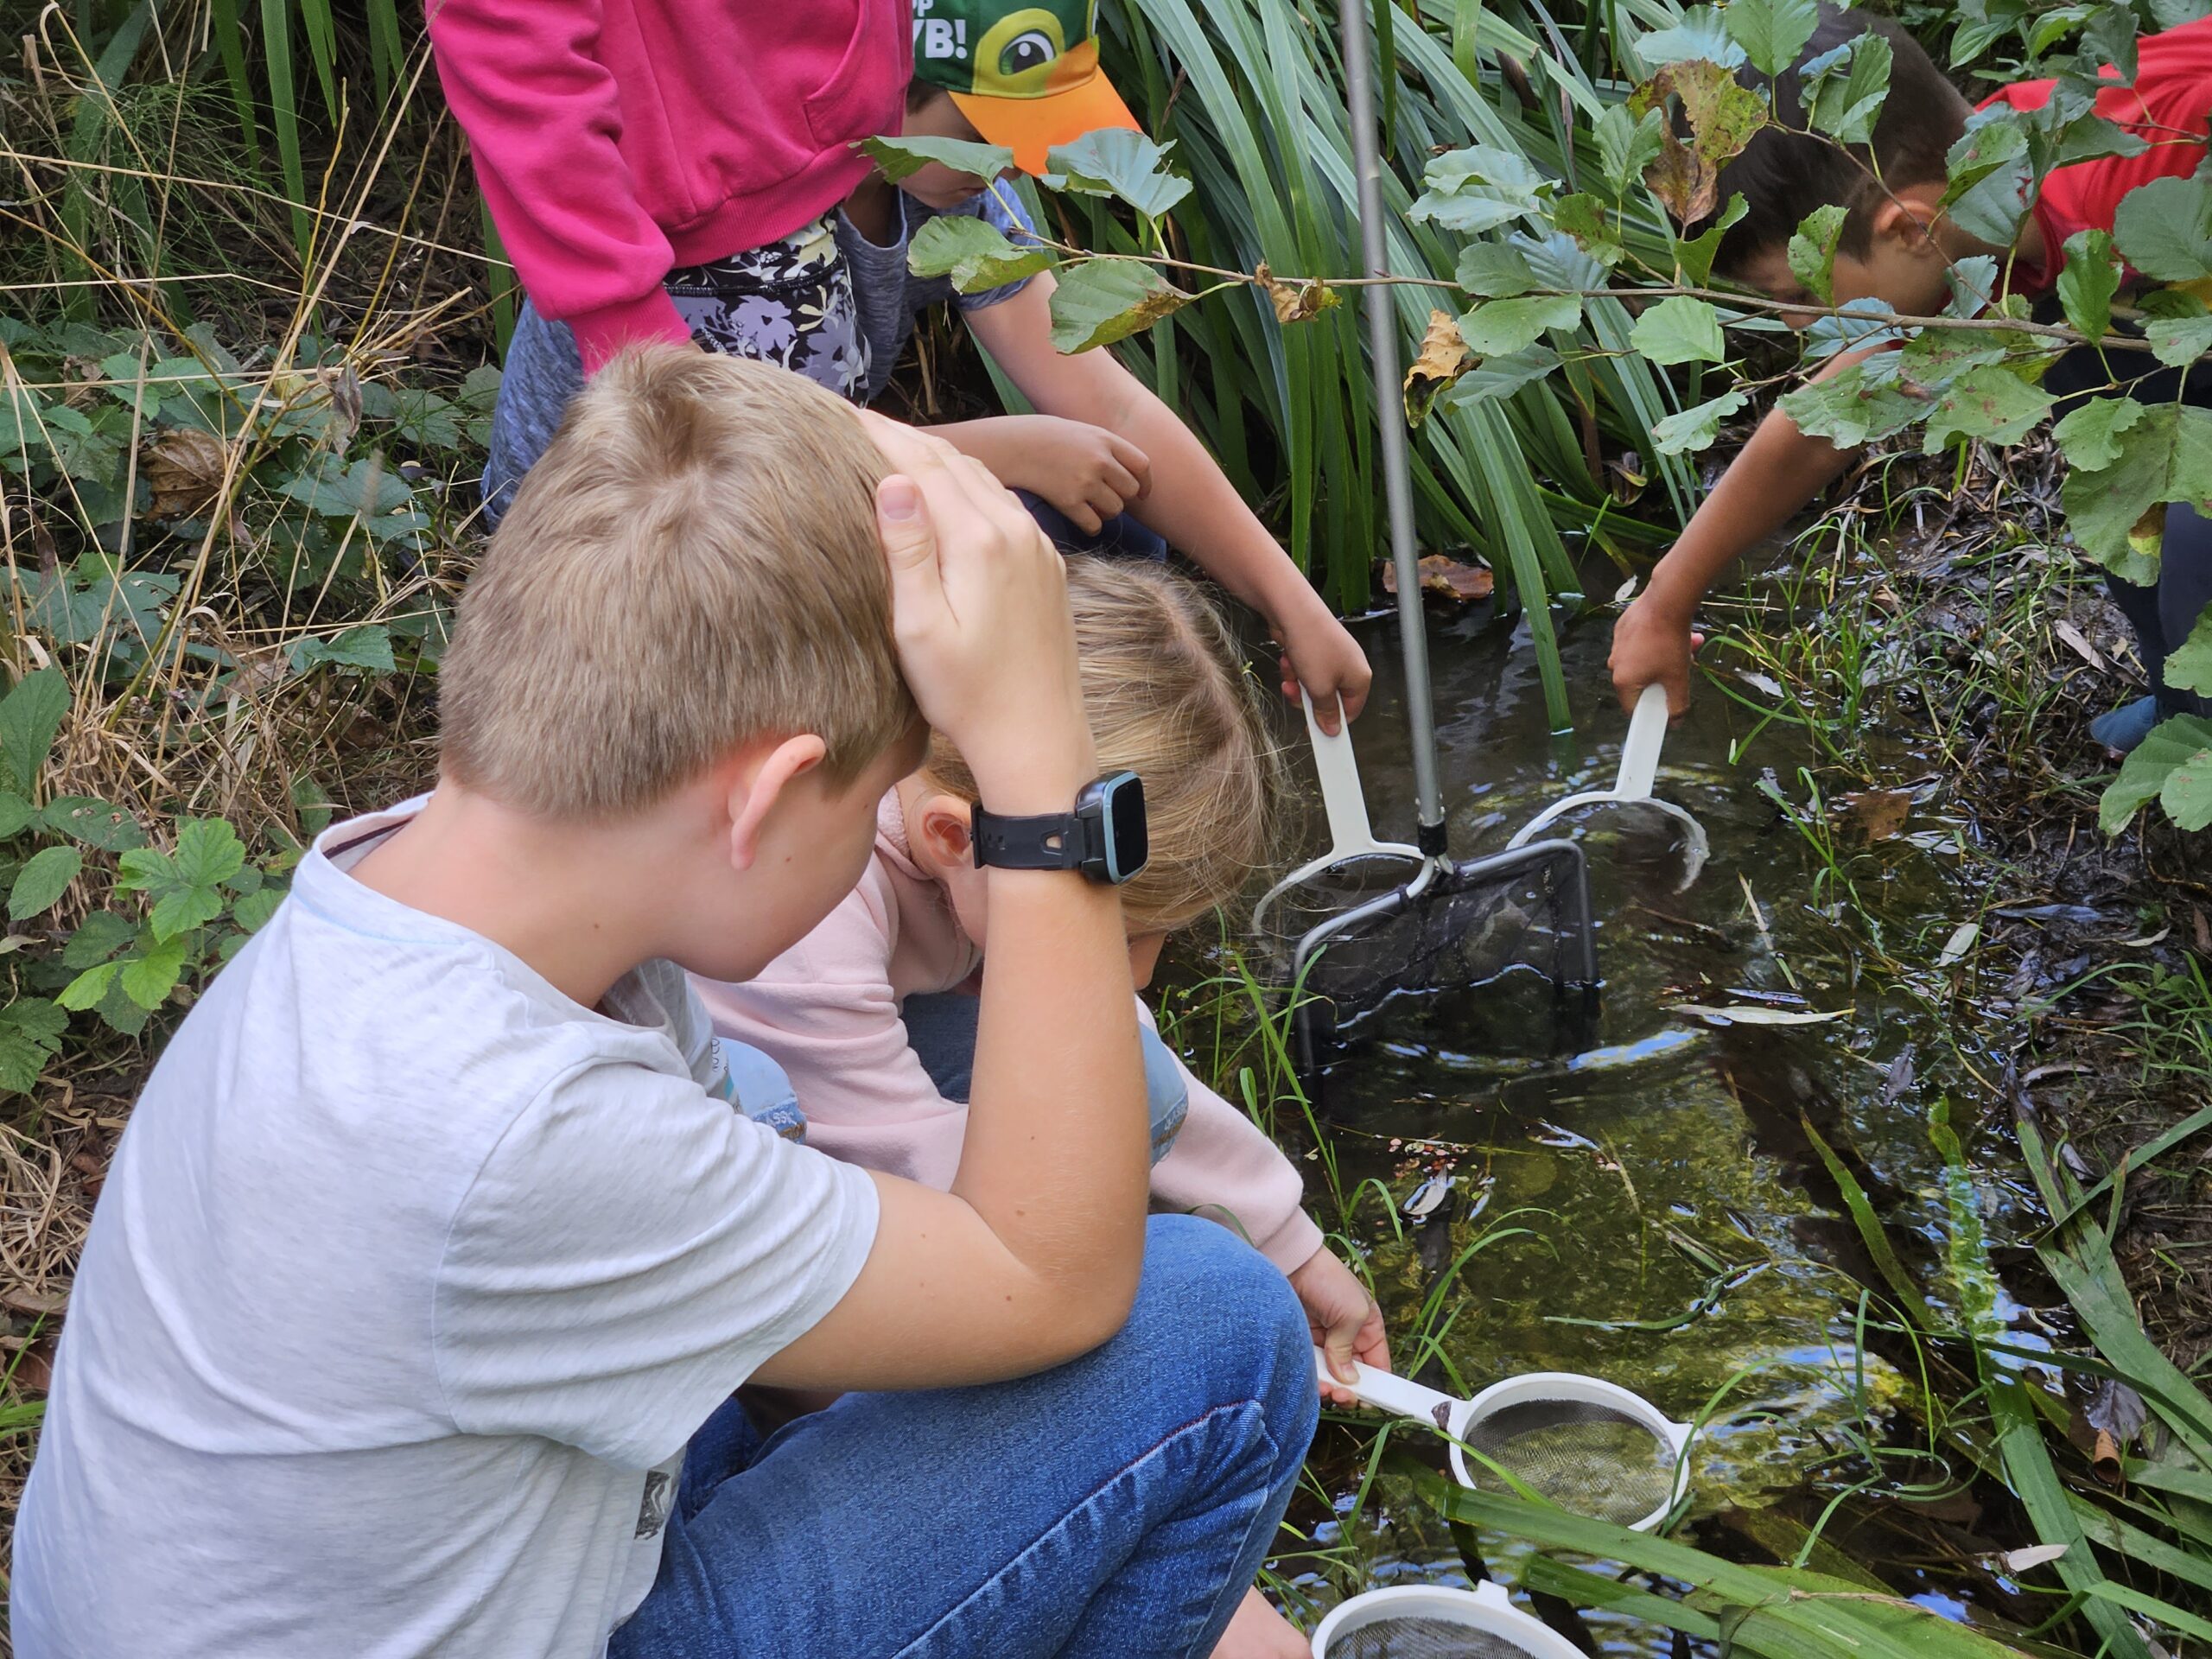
left=1612, top=346, right=1885, bottom=715
left=927, top=414, right=1152, bottom=534
left=754, top=423, right=1153, bottom=1390
left=967, top=278, right=1373, bottom=729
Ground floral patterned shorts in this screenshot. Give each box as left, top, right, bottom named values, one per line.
left=664, top=215, right=868, bottom=399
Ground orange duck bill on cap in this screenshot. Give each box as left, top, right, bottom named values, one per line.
left=948, top=40, right=1142, bottom=175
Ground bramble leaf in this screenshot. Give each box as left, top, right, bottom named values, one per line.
left=2114, top=173, right=2212, bottom=282
left=2058, top=229, right=2121, bottom=341
left=42, top=796, right=147, bottom=852
left=1787, top=204, right=1847, bottom=308
left=1456, top=296, right=1583, bottom=357
left=859, top=134, right=1015, bottom=186
left=171, top=818, right=246, bottom=891
left=1044, top=130, right=1192, bottom=219
left=0, top=669, right=70, bottom=796
left=289, top=626, right=396, bottom=677
left=1630, top=296, right=1727, bottom=365
left=1650, top=389, right=1748, bottom=454
left=907, top=215, right=1053, bottom=294
left=118, top=934, right=189, bottom=1010
left=8, top=845, right=79, bottom=920
left=1047, top=262, right=1188, bottom=353
left=57, top=961, right=118, bottom=1014
left=1724, top=0, right=1819, bottom=78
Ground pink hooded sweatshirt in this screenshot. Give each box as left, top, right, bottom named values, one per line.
left=694, top=796, right=1326, bottom=1275
left=425, top=0, right=909, bottom=371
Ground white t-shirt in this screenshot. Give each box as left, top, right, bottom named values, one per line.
left=12, top=797, right=880, bottom=1658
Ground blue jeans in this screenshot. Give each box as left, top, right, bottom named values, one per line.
left=608, top=1214, right=1317, bottom=1658
left=902, top=989, right=1189, bottom=1163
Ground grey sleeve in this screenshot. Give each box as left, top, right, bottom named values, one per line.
left=430, top=1058, right=879, bottom=1468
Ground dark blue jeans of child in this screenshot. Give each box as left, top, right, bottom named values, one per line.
left=607, top=1214, right=1317, bottom=1659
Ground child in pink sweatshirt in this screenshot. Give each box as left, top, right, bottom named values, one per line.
left=696, top=557, right=1380, bottom=1655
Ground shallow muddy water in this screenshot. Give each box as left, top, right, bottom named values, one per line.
left=1182, top=590, right=2068, bottom=1642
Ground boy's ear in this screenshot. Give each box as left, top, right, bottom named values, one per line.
left=1872, top=186, right=1947, bottom=249
left=725, top=734, right=830, bottom=872
left=915, top=792, right=975, bottom=870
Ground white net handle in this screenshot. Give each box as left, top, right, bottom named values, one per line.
left=1450, top=1370, right=1695, bottom=1533
left=1504, top=685, right=1708, bottom=887
left=1311, top=1583, right=1587, bottom=1659
left=1254, top=693, right=1424, bottom=937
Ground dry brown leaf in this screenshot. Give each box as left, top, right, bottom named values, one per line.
left=1403, top=309, right=1471, bottom=424
left=143, top=426, right=232, bottom=524
left=1839, top=788, right=1910, bottom=842
left=1382, top=554, right=1496, bottom=603
left=1255, top=261, right=1337, bottom=325
left=2053, top=617, right=2107, bottom=671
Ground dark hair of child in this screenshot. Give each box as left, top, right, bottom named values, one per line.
left=1699, top=4, right=1972, bottom=278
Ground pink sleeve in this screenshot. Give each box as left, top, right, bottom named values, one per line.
left=694, top=871, right=970, bottom=1192
left=1141, top=1004, right=1325, bottom=1276
left=425, top=0, right=690, bottom=371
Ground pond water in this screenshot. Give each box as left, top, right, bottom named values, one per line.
left=1180, top=588, right=2063, bottom=1643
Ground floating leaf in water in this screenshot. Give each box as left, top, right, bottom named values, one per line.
left=1999, top=1542, right=2071, bottom=1573
left=1839, top=787, right=1910, bottom=841
left=1936, top=921, right=1980, bottom=967
left=2087, top=1379, right=2150, bottom=1485
left=1670, top=1002, right=1844, bottom=1027
left=1382, top=554, right=1494, bottom=603
left=1403, top=1173, right=1453, bottom=1220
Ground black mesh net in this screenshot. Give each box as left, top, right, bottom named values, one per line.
left=1460, top=1398, right=1678, bottom=1528
left=1323, top=1614, right=1546, bottom=1659
left=1265, top=843, right=1599, bottom=1082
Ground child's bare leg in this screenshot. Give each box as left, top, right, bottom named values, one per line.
left=1211, top=1586, right=1306, bottom=1659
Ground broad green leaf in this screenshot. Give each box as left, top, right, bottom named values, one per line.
left=1445, top=346, right=1562, bottom=407
left=95, top=969, right=152, bottom=1036
left=1631, top=6, right=1745, bottom=67
left=61, top=910, right=135, bottom=969
left=1410, top=148, right=1546, bottom=235
left=2054, top=395, right=2148, bottom=470
left=0, top=669, right=70, bottom=796
left=41, top=796, right=147, bottom=851
left=1423, top=145, right=1548, bottom=196
left=1780, top=365, right=1928, bottom=447
left=1630, top=60, right=1765, bottom=168
left=149, top=885, right=225, bottom=944
left=1786, top=203, right=1847, bottom=308
left=118, top=935, right=190, bottom=1011
left=1802, top=296, right=1907, bottom=359
left=232, top=887, right=284, bottom=932
left=0, top=793, right=35, bottom=840
left=2058, top=229, right=2121, bottom=341
left=1044, top=130, right=1192, bottom=219
left=1454, top=242, right=1538, bottom=298
left=1945, top=254, right=2001, bottom=318
left=1801, top=32, right=1892, bottom=144
left=1724, top=0, right=1819, bottom=78
left=1650, top=389, right=1748, bottom=455
left=172, top=818, right=247, bottom=890
left=2166, top=605, right=2212, bottom=694
left=115, top=844, right=176, bottom=893
left=2149, top=314, right=2212, bottom=368
left=1921, top=365, right=2054, bottom=451
left=2162, top=748, right=2212, bottom=830
left=1405, top=194, right=1533, bottom=235
left=0, top=997, right=66, bottom=1096
left=1675, top=194, right=1746, bottom=287
left=2114, top=173, right=2212, bottom=282
left=289, top=626, right=397, bottom=677
left=8, top=844, right=79, bottom=920
left=1551, top=195, right=1625, bottom=265
left=1456, top=296, right=1583, bottom=357
left=858, top=134, right=1015, bottom=186
left=57, top=960, right=118, bottom=1014
left=1046, top=262, right=1189, bottom=353
left=1594, top=104, right=1666, bottom=194
left=907, top=215, right=1052, bottom=294
left=1942, top=110, right=2033, bottom=245
left=1629, top=296, right=1727, bottom=365
left=278, top=454, right=412, bottom=519
left=2062, top=402, right=2212, bottom=580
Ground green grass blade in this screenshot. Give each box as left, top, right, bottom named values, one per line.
left=258, top=0, right=313, bottom=254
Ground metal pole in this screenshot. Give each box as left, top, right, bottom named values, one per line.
left=1338, top=0, right=1446, bottom=855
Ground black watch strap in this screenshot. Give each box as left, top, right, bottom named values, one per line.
left=970, top=810, right=1085, bottom=872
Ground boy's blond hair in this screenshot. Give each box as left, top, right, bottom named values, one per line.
left=440, top=347, right=915, bottom=818
left=923, top=557, right=1287, bottom=935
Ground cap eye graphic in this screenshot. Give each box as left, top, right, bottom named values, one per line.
left=1001, top=28, right=1058, bottom=76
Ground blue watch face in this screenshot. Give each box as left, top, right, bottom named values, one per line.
left=1098, top=772, right=1148, bottom=884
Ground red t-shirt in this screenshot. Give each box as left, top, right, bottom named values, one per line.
left=1979, top=15, right=2212, bottom=293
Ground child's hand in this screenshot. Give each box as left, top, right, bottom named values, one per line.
left=864, top=414, right=1095, bottom=811
left=1609, top=592, right=1705, bottom=717
left=1288, top=1245, right=1388, bottom=1406
left=998, top=416, right=1153, bottom=534
left=1210, top=1587, right=1308, bottom=1659
left=1274, top=602, right=1372, bottom=734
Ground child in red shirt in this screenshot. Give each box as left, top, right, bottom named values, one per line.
left=1610, top=7, right=2212, bottom=750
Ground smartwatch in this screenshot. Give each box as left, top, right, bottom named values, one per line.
left=972, top=772, right=1148, bottom=885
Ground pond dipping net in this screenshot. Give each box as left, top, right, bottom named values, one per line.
left=1458, top=1396, right=1680, bottom=1529
left=1265, top=842, right=1599, bottom=1084
left=1323, top=1619, right=1541, bottom=1659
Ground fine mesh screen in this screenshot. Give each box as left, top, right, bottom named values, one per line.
left=1270, top=844, right=1598, bottom=1079
left=1460, top=1399, right=1677, bottom=1527
left=1324, top=1615, right=1545, bottom=1659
